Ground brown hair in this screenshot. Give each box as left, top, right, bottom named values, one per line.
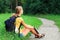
left=15, top=6, right=23, bottom=14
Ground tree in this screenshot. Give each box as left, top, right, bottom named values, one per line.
left=0, top=0, right=11, bottom=13
left=22, top=0, right=60, bottom=14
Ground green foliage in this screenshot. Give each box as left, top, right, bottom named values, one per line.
left=0, top=0, right=11, bottom=13
left=23, top=0, right=60, bottom=14
left=0, top=0, right=21, bottom=13
left=0, top=13, right=42, bottom=40
left=0, top=0, right=60, bottom=14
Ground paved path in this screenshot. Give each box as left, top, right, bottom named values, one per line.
left=30, top=18, right=60, bottom=40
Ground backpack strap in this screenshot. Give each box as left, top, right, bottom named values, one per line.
left=15, top=16, right=22, bottom=35
left=18, top=23, right=22, bottom=35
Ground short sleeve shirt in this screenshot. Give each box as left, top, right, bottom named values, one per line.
left=15, top=17, right=23, bottom=28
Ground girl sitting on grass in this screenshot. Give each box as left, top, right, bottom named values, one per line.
left=12, top=6, right=45, bottom=38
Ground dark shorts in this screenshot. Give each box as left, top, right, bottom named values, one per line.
left=20, top=33, right=24, bottom=37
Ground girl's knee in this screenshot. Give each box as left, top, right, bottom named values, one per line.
left=27, top=25, right=34, bottom=29
left=24, top=25, right=34, bottom=30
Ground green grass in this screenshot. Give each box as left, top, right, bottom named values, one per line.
left=36, top=14, right=60, bottom=31
left=0, top=13, right=42, bottom=40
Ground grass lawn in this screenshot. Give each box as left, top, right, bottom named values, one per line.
left=36, top=14, right=60, bottom=31
left=0, top=13, right=42, bottom=40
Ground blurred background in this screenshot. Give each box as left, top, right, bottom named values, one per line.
left=0, top=0, right=60, bottom=15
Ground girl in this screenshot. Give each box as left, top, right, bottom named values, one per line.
left=12, top=6, right=45, bottom=38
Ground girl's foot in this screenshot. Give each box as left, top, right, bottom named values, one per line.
left=35, top=34, right=45, bottom=38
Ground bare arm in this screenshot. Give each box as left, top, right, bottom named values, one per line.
left=21, top=20, right=28, bottom=28
left=21, top=20, right=34, bottom=29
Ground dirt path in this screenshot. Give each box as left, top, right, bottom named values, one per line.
left=30, top=18, right=60, bottom=40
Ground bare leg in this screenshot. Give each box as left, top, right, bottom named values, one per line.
left=21, top=25, right=44, bottom=38
left=29, top=27, right=45, bottom=38
left=34, top=28, right=39, bottom=34
left=25, top=25, right=40, bottom=37
left=20, top=27, right=39, bottom=37
left=23, top=25, right=40, bottom=37
left=20, top=28, right=30, bottom=36
left=29, top=27, right=40, bottom=37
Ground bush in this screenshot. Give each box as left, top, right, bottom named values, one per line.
left=23, top=0, right=60, bottom=15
